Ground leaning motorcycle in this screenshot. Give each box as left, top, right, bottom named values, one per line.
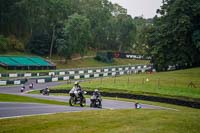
left=29, top=83, right=33, bottom=89
left=42, top=89, right=49, bottom=96
left=20, top=87, right=25, bottom=93
left=90, top=95, right=102, bottom=108
left=69, top=90, right=86, bottom=107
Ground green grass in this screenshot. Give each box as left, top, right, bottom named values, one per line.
left=52, top=67, right=200, bottom=101
left=51, top=58, right=149, bottom=69
left=0, top=102, right=199, bottom=133
left=0, top=93, right=68, bottom=106
left=28, top=90, right=41, bottom=94
left=0, top=67, right=7, bottom=73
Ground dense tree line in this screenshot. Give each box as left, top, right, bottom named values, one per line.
left=1, top=0, right=198, bottom=71
left=0, top=0, right=137, bottom=60
left=145, top=0, right=200, bottom=71
left=132, top=17, right=153, bottom=54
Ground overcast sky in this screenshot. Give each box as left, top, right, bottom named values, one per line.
left=109, top=0, right=163, bottom=18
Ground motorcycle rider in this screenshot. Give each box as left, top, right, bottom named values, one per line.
left=29, top=82, right=34, bottom=89
left=69, top=81, right=83, bottom=100
left=93, top=89, right=101, bottom=98
left=135, top=102, right=141, bottom=109
left=20, top=84, right=25, bottom=92
left=43, top=86, right=49, bottom=95
left=90, top=89, right=102, bottom=107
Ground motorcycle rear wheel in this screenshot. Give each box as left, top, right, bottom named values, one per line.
left=80, top=97, right=86, bottom=107
left=98, top=100, right=102, bottom=108
left=90, top=102, right=95, bottom=107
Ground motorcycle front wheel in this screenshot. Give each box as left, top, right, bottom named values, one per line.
left=69, top=96, right=76, bottom=106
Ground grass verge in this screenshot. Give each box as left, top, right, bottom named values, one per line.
left=56, top=58, right=149, bottom=69
left=0, top=93, right=68, bottom=106
left=51, top=67, right=200, bottom=102
left=0, top=102, right=199, bottom=133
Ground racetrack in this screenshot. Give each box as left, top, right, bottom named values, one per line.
left=0, top=102, right=98, bottom=119
left=0, top=81, right=176, bottom=119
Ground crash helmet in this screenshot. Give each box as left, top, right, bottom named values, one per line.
left=94, top=89, right=99, bottom=92
left=74, top=81, right=79, bottom=85
left=22, top=84, right=25, bottom=88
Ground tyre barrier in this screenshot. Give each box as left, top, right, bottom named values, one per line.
left=49, top=89, right=200, bottom=109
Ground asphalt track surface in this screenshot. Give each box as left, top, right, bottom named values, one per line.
left=0, top=80, right=175, bottom=119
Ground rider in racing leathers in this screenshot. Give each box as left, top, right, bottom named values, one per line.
left=92, top=89, right=101, bottom=98
left=69, top=81, right=83, bottom=100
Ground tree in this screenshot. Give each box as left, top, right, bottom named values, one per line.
left=111, top=3, right=127, bottom=16
left=79, top=0, right=113, bottom=49
left=47, top=0, right=72, bottom=59
left=55, top=13, right=91, bottom=60
left=0, top=35, right=9, bottom=53
left=0, top=0, right=30, bottom=37
left=0, top=0, right=138, bottom=55
left=146, top=0, right=200, bottom=71
left=27, top=31, right=51, bottom=56
left=132, top=17, right=153, bottom=54
left=106, top=14, right=136, bottom=51
left=56, top=39, right=72, bottom=61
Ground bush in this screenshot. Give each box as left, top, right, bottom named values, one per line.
left=95, top=52, right=113, bottom=63
left=27, top=31, right=51, bottom=56
left=8, top=35, right=24, bottom=52
left=0, top=35, right=9, bottom=53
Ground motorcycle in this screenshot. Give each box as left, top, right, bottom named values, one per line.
left=135, top=103, right=141, bottom=109
left=69, top=90, right=86, bottom=107
left=20, top=87, right=25, bottom=93
left=90, top=95, right=102, bottom=108
left=29, top=83, right=33, bottom=89
left=42, top=88, right=49, bottom=96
